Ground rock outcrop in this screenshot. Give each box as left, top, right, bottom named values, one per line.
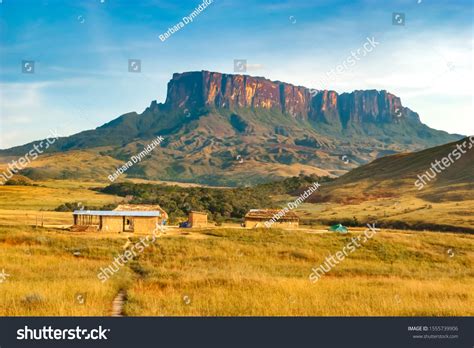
left=164, top=70, right=417, bottom=125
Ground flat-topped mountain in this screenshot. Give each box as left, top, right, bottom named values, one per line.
left=0, top=71, right=463, bottom=186
left=164, top=71, right=417, bottom=125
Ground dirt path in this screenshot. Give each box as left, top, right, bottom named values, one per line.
left=111, top=289, right=127, bottom=317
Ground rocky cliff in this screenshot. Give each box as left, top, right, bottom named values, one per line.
left=164, top=70, right=418, bottom=126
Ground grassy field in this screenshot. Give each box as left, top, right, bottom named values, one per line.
left=0, top=180, right=123, bottom=227
left=0, top=180, right=121, bottom=211
left=0, top=224, right=472, bottom=316
left=295, top=195, right=474, bottom=230
left=0, top=179, right=472, bottom=316
left=0, top=225, right=131, bottom=316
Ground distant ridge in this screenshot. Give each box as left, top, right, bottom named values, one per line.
left=308, top=137, right=474, bottom=204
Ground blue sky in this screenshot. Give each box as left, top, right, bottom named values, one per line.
left=0, top=0, right=472, bottom=148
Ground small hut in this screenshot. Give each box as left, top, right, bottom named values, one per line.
left=188, top=211, right=208, bottom=228
left=72, top=204, right=167, bottom=233
left=244, top=209, right=299, bottom=229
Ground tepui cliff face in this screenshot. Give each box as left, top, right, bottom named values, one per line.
left=164, top=70, right=419, bottom=126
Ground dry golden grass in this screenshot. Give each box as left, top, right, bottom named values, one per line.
left=122, top=228, right=473, bottom=316
left=0, top=180, right=123, bottom=228
left=0, top=180, right=121, bottom=211
left=0, top=209, right=74, bottom=227
left=1, top=225, right=472, bottom=316
left=0, top=225, right=132, bottom=316
left=0, top=178, right=472, bottom=316
left=129, top=278, right=472, bottom=316
left=295, top=195, right=474, bottom=230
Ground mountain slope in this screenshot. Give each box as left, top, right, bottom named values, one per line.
left=0, top=71, right=463, bottom=186
left=308, top=137, right=474, bottom=204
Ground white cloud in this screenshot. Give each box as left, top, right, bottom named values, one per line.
left=249, top=26, right=473, bottom=135
left=0, top=81, right=65, bottom=148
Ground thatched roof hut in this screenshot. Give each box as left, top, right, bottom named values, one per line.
left=244, top=209, right=299, bottom=228
left=114, top=204, right=168, bottom=220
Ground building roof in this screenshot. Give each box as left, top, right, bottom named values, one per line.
left=244, top=209, right=299, bottom=220
left=114, top=204, right=168, bottom=219
left=73, top=210, right=161, bottom=217
left=190, top=211, right=208, bottom=215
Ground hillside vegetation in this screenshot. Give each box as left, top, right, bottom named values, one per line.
left=100, top=175, right=330, bottom=222
left=308, top=137, right=473, bottom=204
left=291, top=137, right=474, bottom=232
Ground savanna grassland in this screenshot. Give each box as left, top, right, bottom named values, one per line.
left=0, top=180, right=122, bottom=228
left=295, top=195, right=474, bottom=231
left=0, top=178, right=472, bottom=316
left=123, top=227, right=474, bottom=316
left=0, top=225, right=131, bottom=316
left=0, top=224, right=473, bottom=316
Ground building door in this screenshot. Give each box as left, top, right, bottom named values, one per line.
left=123, top=217, right=134, bottom=232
